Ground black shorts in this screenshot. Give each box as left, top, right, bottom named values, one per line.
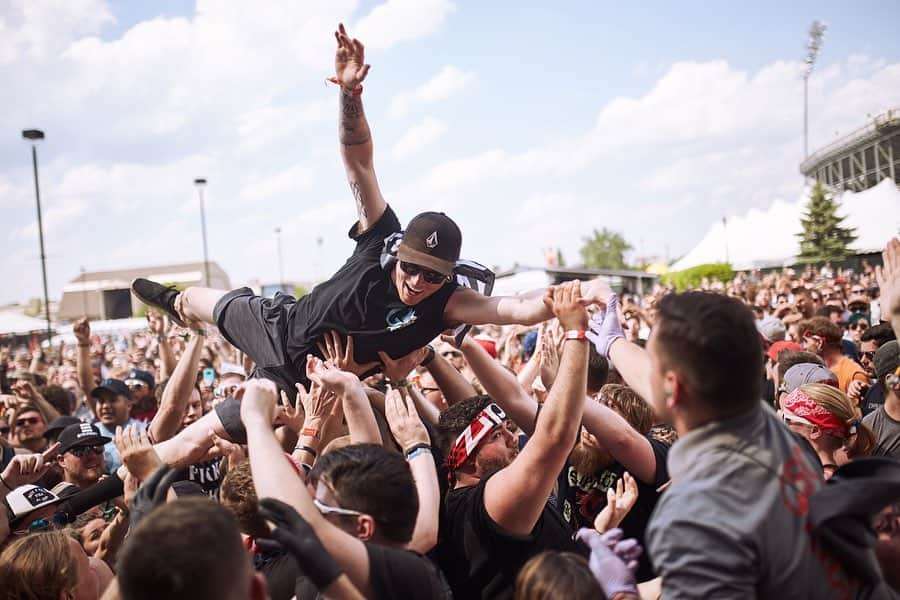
left=213, top=287, right=304, bottom=395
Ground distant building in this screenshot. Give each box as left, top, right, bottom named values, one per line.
left=494, top=266, right=658, bottom=297
left=58, top=262, right=230, bottom=322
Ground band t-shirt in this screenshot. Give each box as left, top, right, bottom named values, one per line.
left=437, top=473, right=581, bottom=600
left=286, top=206, right=458, bottom=377
left=554, top=437, right=670, bottom=582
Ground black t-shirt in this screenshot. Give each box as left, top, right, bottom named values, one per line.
left=291, top=542, right=451, bottom=600
left=183, top=457, right=223, bottom=499
left=437, top=473, right=580, bottom=600
left=286, top=206, right=458, bottom=375
left=555, top=437, right=670, bottom=582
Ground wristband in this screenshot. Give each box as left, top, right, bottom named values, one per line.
left=403, top=443, right=432, bottom=460
left=295, top=445, right=318, bottom=458
left=563, top=330, right=587, bottom=341
left=420, top=345, right=436, bottom=367
left=390, top=379, right=409, bottom=388
left=301, top=427, right=320, bottom=440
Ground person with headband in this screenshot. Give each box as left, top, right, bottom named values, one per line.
left=781, top=383, right=877, bottom=479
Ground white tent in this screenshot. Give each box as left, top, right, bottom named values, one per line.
left=0, top=312, right=50, bottom=336
left=672, top=179, right=900, bottom=271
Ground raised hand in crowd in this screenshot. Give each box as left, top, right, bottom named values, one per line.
left=334, top=22, right=370, bottom=92
left=384, top=387, right=430, bottom=454
left=576, top=528, right=642, bottom=599
left=277, top=387, right=307, bottom=434
left=594, top=472, right=639, bottom=534
left=115, top=424, right=163, bottom=482
left=73, top=316, right=91, bottom=346
left=0, top=442, right=59, bottom=491
left=317, top=331, right=379, bottom=377
left=876, top=237, right=900, bottom=338
left=378, top=346, right=428, bottom=384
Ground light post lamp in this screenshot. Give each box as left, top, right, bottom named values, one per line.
left=803, top=20, right=827, bottom=159
left=194, top=178, right=210, bottom=287
left=274, top=227, right=285, bottom=290
left=21, top=129, right=52, bottom=344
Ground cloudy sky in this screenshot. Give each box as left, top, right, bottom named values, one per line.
left=2, top=0, right=899, bottom=306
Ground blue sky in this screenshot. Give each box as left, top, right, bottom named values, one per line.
left=2, top=0, right=899, bottom=306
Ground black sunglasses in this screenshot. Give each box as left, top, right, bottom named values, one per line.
left=69, top=445, right=105, bottom=458
left=16, top=417, right=41, bottom=427
left=399, top=261, right=449, bottom=285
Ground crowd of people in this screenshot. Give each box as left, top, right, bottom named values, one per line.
left=2, top=23, right=900, bottom=600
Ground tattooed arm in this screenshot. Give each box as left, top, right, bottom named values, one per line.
left=334, top=23, right=386, bottom=232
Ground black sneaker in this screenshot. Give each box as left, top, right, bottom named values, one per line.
left=131, top=279, right=186, bottom=327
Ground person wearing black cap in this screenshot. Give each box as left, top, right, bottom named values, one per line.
left=129, top=24, right=610, bottom=399
left=89, top=379, right=147, bottom=474
left=54, top=423, right=111, bottom=492
left=124, top=369, right=157, bottom=423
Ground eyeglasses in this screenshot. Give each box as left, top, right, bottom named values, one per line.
left=399, top=261, right=449, bottom=285
left=313, top=498, right=364, bottom=517
left=850, top=322, right=869, bottom=331
left=214, top=383, right=240, bottom=399
left=126, top=381, right=148, bottom=390
left=16, top=417, right=41, bottom=427
left=69, top=445, right=105, bottom=458
left=860, top=351, right=876, bottom=362
left=14, top=513, right=67, bottom=535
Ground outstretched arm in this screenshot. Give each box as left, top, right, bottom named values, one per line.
left=484, top=282, right=590, bottom=536
left=149, top=330, right=204, bottom=443
left=334, top=23, right=386, bottom=231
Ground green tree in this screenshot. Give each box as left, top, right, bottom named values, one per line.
left=579, top=228, right=632, bottom=269
left=797, top=181, right=857, bottom=261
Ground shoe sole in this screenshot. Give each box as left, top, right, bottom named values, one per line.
left=130, top=278, right=186, bottom=327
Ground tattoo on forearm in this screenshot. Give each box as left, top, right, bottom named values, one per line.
left=350, top=180, right=367, bottom=219
left=340, top=92, right=371, bottom=146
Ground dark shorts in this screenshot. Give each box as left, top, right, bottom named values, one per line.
left=213, top=287, right=303, bottom=395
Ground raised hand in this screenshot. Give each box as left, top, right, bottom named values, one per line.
left=292, top=375, right=338, bottom=424
left=549, top=281, right=589, bottom=331
left=146, top=311, right=165, bottom=337
left=384, top=387, right=430, bottom=453
left=586, top=293, right=625, bottom=359
left=580, top=278, right=614, bottom=307
left=334, top=23, right=370, bottom=91
left=576, top=528, right=641, bottom=598
left=593, top=472, right=639, bottom=534
left=316, top=331, right=379, bottom=377
left=875, top=237, right=900, bottom=323
left=73, top=317, right=91, bottom=345
left=277, top=388, right=306, bottom=434
left=115, top=425, right=163, bottom=482
left=378, top=347, right=427, bottom=383
left=1, top=442, right=60, bottom=489
left=237, top=379, right=280, bottom=429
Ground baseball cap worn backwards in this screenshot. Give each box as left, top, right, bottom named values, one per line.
left=397, top=212, right=462, bottom=276
left=783, top=363, right=839, bottom=393
left=874, top=341, right=899, bottom=379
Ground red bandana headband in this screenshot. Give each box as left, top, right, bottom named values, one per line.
left=782, top=388, right=852, bottom=439
left=446, top=403, right=507, bottom=472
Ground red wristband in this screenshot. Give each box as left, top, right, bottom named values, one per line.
left=563, top=330, right=587, bottom=341
left=301, top=427, right=320, bottom=439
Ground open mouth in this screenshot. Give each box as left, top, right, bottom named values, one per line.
left=404, top=282, right=423, bottom=297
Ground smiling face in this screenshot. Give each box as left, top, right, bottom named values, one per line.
left=95, top=390, right=131, bottom=427
left=392, top=261, right=447, bottom=306
left=58, top=444, right=107, bottom=488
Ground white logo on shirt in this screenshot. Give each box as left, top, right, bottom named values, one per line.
left=426, top=231, right=438, bottom=249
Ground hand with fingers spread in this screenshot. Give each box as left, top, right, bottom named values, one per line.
left=237, top=379, right=280, bottom=429
left=1, top=442, right=60, bottom=489
left=257, top=498, right=344, bottom=590
left=384, top=387, right=430, bottom=453
left=305, top=355, right=360, bottom=398
left=316, top=330, right=379, bottom=377
left=539, top=324, right=561, bottom=388
left=114, top=425, right=163, bottom=482
left=593, top=472, right=640, bottom=534
left=550, top=281, right=590, bottom=331
left=378, top=347, right=428, bottom=383
left=586, top=293, right=625, bottom=359
left=334, top=23, right=370, bottom=92
left=876, top=237, right=900, bottom=323
left=576, top=527, right=642, bottom=598
left=277, top=388, right=307, bottom=434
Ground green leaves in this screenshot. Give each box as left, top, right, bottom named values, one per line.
left=796, top=181, right=858, bottom=262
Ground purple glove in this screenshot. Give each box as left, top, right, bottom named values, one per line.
left=585, top=293, right=625, bottom=359
left=577, top=527, right=640, bottom=598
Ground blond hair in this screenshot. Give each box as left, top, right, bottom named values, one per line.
left=799, top=383, right=876, bottom=458
left=0, top=531, right=78, bottom=600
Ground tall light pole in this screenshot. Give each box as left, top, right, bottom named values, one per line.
left=21, top=129, right=52, bottom=345
left=194, top=178, right=210, bottom=287
left=803, top=20, right=827, bottom=159
left=274, top=227, right=284, bottom=289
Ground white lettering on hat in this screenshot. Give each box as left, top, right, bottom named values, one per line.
left=77, top=423, right=95, bottom=440
left=24, top=487, right=54, bottom=507
left=426, top=231, right=438, bottom=249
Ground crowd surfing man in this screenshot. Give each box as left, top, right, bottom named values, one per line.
left=130, top=23, right=609, bottom=395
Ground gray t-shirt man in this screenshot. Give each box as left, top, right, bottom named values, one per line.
left=863, top=406, right=900, bottom=459
left=647, top=403, right=876, bottom=599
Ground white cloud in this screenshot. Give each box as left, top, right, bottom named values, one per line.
left=238, top=164, right=317, bottom=203
left=353, top=0, right=455, bottom=51
left=388, top=65, right=474, bottom=118
left=392, top=116, right=448, bottom=158
left=0, top=0, right=114, bottom=64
